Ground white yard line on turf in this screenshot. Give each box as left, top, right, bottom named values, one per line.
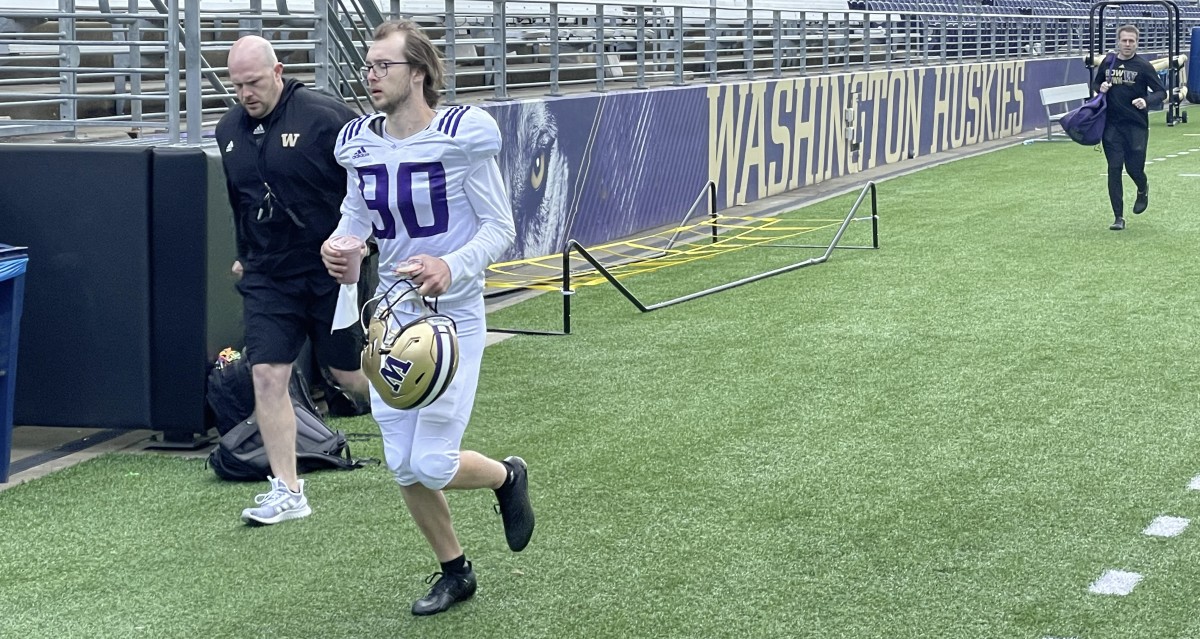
left=1088, top=570, right=1142, bottom=596
left=1143, top=515, right=1190, bottom=537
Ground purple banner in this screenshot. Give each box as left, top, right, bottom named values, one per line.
left=482, top=57, right=1090, bottom=260
left=485, top=89, right=708, bottom=261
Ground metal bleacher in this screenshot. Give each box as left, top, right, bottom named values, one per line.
left=1, top=0, right=1196, bottom=143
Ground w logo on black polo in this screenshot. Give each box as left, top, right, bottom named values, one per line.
left=281, top=133, right=301, bottom=147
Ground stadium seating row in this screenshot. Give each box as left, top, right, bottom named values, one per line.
left=854, top=0, right=1200, bottom=18
left=1, top=0, right=1197, bottom=132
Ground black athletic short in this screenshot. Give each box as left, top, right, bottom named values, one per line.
left=237, top=269, right=363, bottom=371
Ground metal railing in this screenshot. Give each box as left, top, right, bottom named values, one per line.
left=0, top=0, right=1195, bottom=142
left=0, top=0, right=325, bottom=140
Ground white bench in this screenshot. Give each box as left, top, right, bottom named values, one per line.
left=1033, top=82, right=1091, bottom=143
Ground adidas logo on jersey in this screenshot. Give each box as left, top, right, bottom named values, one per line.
left=253, top=124, right=265, bottom=135
left=225, top=141, right=234, bottom=152
left=351, top=146, right=370, bottom=160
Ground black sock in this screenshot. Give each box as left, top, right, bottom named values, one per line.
left=497, top=460, right=514, bottom=490
left=441, top=554, right=469, bottom=575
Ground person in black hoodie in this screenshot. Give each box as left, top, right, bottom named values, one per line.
left=1094, top=24, right=1166, bottom=231
left=215, top=35, right=369, bottom=525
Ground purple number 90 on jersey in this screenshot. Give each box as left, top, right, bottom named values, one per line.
left=356, top=161, right=450, bottom=239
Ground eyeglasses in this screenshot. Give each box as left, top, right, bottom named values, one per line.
left=362, top=60, right=411, bottom=78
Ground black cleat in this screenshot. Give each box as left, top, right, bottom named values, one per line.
left=1133, top=190, right=1148, bottom=215
left=411, top=565, right=477, bottom=616
left=494, top=456, right=535, bottom=552
left=1110, top=217, right=1125, bottom=231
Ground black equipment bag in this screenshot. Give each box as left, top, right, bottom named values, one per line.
left=206, top=354, right=321, bottom=436
left=207, top=402, right=373, bottom=482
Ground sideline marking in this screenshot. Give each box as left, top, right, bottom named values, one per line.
left=1089, top=570, right=1142, bottom=596
left=1187, top=474, right=1200, bottom=490
left=8, top=429, right=128, bottom=475
left=1143, top=515, right=1190, bottom=537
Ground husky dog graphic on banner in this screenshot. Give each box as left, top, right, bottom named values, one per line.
left=489, top=92, right=708, bottom=261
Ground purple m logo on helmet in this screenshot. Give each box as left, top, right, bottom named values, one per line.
left=380, top=355, right=413, bottom=393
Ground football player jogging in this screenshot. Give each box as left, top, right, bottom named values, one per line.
left=320, top=20, right=535, bottom=616
left=215, top=36, right=370, bottom=525
left=1094, top=24, right=1165, bottom=231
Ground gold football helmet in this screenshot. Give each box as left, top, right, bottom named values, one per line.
left=361, top=280, right=459, bottom=410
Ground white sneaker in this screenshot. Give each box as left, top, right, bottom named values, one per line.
left=240, top=476, right=311, bottom=525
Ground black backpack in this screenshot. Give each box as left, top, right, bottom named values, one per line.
left=206, top=355, right=320, bottom=436
left=204, top=352, right=376, bottom=481
left=207, top=402, right=374, bottom=481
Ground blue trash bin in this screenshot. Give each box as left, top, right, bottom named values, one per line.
left=0, top=244, right=29, bottom=483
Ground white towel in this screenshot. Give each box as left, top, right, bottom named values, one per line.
left=332, top=283, right=360, bottom=332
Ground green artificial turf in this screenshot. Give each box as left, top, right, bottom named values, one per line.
left=4, top=113, right=1200, bottom=638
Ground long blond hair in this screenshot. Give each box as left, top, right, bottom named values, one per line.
left=373, top=20, right=444, bottom=108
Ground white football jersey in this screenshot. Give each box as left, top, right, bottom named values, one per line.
left=333, top=105, right=515, bottom=304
